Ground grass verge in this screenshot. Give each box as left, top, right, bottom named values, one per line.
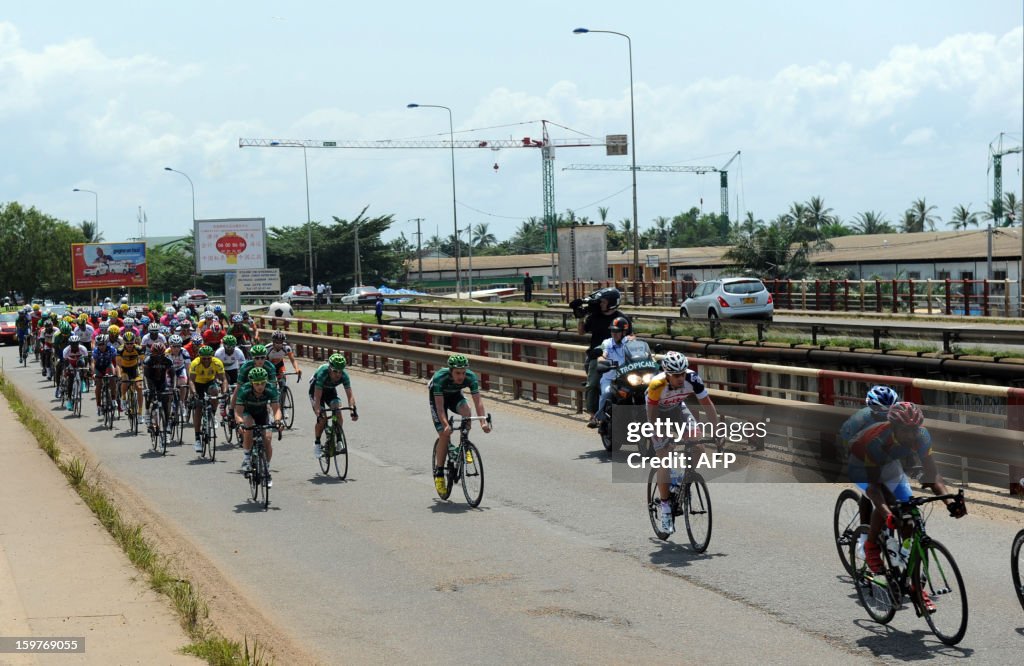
left=0, top=374, right=274, bottom=666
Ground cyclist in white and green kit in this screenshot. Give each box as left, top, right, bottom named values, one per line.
left=309, top=353, right=358, bottom=459
left=429, top=354, right=491, bottom=495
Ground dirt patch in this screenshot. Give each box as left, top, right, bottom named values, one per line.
left=434, top=572, right=520, bottom=592
left=525, top=606, right=630, bottom=627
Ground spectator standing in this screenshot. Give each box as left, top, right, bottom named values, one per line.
left=316, top=282, right=325, bottom=305
left=523, top=272, right=534, bottom=302
left=325, top=283, right=333, bottom=305
left=375, top=296, right=384, bottom=325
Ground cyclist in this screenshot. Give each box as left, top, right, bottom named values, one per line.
left=140, top=322, right=167, bottom=357
left=228, top=314, right=253, bottom=348
left=428, top=354, right=491, bottom=496
left=107, top=323, right=122, bottom=348
left=268, top=330, right=302, bottom=388
left=839, top=385, right=900, bottom=533
left=142, top=342, right=175, bottom=430
left=309, top=353, right=358, bottom=459
left=236, top=343, right=277, bottom=390
left=15, top=307, right=31, bottom=360
left=213, top=304, right=229, bottom=327
left=116, top=331, right=144, bottom=416
left=166, top=334, right=193, bottom=416
left=91, top=334, right=119, bottom=417
left=37, top=319, right=55, bottom=380
left=188, top=346, right=228, bottom=454
left=183, top=332, right=203, bottom=360
left=52, top=321, right=72, bottom=393
left=201, top=321, right=225, bottom=351
left=234, top=366, right=284, bottom=483
left=848, top=401, right=966, bottom=590
left=61, top=334, right=91, bottom=411
left=645, top=351, right=721, bottom=536
left=215, top=335, right=247, bottom=385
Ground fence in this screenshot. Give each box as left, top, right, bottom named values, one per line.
left=563, top=279, right=1020, bottom=317
left=256, top=315, right=1024, bottom=493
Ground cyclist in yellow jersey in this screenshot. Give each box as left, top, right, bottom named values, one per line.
left=116, top=332, right=144, bottom=415
left=188, top=346, right=228, bottom=453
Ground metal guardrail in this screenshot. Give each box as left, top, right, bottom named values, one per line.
left=256, top=321, right=1024, bottom=491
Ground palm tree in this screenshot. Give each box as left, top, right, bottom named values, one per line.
left=949, top=204, right=979, bottom=231
left=597, top=206, right=610, bottom=225
left=803, top=196, right=836, bottom=233
left=651, top=215, right=671, bottom=246
left=850, top=211, right=895, bottom=235
left=903, top=198, right=940, bottom=232
left=984, top=192, right=1024, bottom=226
left=471, top=222, right=496, bottom=249
left=79, top=220, right=104, bottom=243
left=820, top=219, right=852, bottom=238
left=617, top=217, right=635, bottom=250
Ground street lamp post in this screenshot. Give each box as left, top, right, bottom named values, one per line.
left=407, top=103, right=461, bottom=297
left=461, top=225, right=474, bottom=298
left=164, top=167, right=197, bottom=287
left=267, top=142, right=316, bottom=290
left=72, top=188, right=99, bottom=238
left=573, top=27, right=640, bottom=303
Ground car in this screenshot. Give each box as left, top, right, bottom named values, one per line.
left=341, top=286, right=383, bottom=305
left=183, top=289, right=209, bottom=310
left=83, top=265, right=108, bottom=277
left=679, top=277, right=774, bottom=321
left=280, top=285, right=314, bottom=303
left=0, top=313, right=20, bottom=345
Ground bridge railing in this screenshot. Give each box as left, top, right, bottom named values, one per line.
left=256, top=316, right=1024, bottom=493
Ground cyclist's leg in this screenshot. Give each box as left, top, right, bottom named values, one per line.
left=240, top=413, right=255, bottom=459
left=192, top=381, right=205, bottom=438
left=253, top=409, right=272, bottom=462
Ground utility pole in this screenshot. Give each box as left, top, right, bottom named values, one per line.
left=409, top=218, right=424, bottom=282
left=353, top=220, right=362, bottom=287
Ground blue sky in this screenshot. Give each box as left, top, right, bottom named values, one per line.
left=2, top=1, right=1021, bottom=246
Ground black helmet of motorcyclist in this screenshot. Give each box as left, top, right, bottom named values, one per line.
left=608, top=316, right=631, bottom=335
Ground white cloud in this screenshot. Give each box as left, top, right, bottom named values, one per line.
left=901, top=127, right=935, bottom=146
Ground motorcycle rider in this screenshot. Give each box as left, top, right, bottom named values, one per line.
left=572, top=287, right=630, bottom=428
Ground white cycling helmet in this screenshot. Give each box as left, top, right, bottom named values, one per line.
left=661, top=351, right=689, bottom=374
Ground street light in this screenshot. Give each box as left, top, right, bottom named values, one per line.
left=268, top=142, right=315, bottom=290
left=407, top=103, right=461, bottom=297
left=72, top=188, right=99, bottom=238
left=460, top=225, right=474, bottom=297
left=164, top=166, right=196, bottom=287
left=573, top=27, right=640, bottom=301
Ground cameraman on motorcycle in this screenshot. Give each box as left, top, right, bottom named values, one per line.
left=596, top=316, right=641, bottom=426
left=570, top=287, right=630, bottom=428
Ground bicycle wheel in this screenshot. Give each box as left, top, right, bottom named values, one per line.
left=646, top=468, right=671, bottom=541
left=334, top=423, right=348, bottom=480
left=149, top=404, right=160, bottom=452
left=683, top=473, right=712, bottom=553
left=259, top=450, right=270, bottom=509
left=460, top=442, right=484, bottom=507
left=105, top=380, right=115, bottom=429
left=834, top=488, right=864, bottom=576
left=1013, top=529, right=1024, bottom=612
left=431, top=438, right=454, bottom=500
left=72, top=375, right=83, bottom=417
left=850, top=525, right=898, bottom=625
left=914, top=537, right=968, bottom=645
left=127, top=389, right=138, bottom=435
left=206, top=409, right=217, bottom=461
left=249, top=446, right=261, bottom=501
left=281, top=386, right=295, bottom=429
left=318, top=423, right=333, bottom=474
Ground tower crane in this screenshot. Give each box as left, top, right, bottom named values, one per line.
left=239, top=121, right=608, bottom=255
left=562, top=150, right=742, bottom=220
left=988, top=133, right=1022, bottom=225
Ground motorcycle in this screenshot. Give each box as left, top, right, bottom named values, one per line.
left=594, top=338, right=659, bottom=453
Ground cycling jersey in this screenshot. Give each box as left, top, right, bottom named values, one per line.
left=267, top=343, right=292, bottom=366
left=116, top=343, right=142, bottom=368
left=645, top=370, right=708, bottom=411
left=140, top=333, right=167, bottom=354
left=838, top=407, right=886, bottom=451
left=235, top=383, right=280, bottom=414
left=92, top=344, right=118, bottom=370
left=62, top=344, right=88, bottom=365
left=215, top=346, right=246, bottom=371
left=229, top=324, right=252, bottom=342
left=189, top=357, right=225, bottom=385
left=848, top=421, right=932, bottom=468
left=308, top=364, right=351, bottom=393
left=201, top=328, right=225, bottom=348
left=143, top=355, right=174, bottom=389
left=167, top=348, right=192, bottom=374
left=75, top=324, right=95, bottom=344
left=427, top=368, right=480, bottom=396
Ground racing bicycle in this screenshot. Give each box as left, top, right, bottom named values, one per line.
left=431, top=414, right=490, bottom=507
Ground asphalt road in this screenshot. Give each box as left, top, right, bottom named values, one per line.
left=1, top=347, right=1021, bottom=664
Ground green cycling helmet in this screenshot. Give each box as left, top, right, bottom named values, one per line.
left=59, top=321, right=72, bottom=334
left=248, top=367, right=269, bottom=382
left=199, top=345, right=214, bottom=357
left=222, top=335, right=237, bottom=347
left=447, top=354, right=469, bottom=369
left=328, top=353, right=346, bottom=370
left=250, top=343, right=268, bottom=357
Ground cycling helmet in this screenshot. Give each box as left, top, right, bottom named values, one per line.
left=210, top=323, right=221, bottom=333
left=148, top=322, right=159, bottom=332
left=95, top=334, right=109, bottom=345
left=120, top=296, right=129, bottom=304
left=222, top=335, right=237, bottom=347
left=328, top=353, right=347, bottom=370
left=59, top=321, right=72, bottom=334
left=165, top=306, right=175, bottom=314
left=122, top=332, right=137, bottom=344
left=447, top=354, right=469, bottom=369
left=68, top=334, right=81, bottom=344
left=198, top=345, right=214, bottom=357
left=203, top=311, right=214, bottom=320
left=78, top=313, right=88, bottom=323
left=608, top=316, right=631, bottom=334
left=191, top=333, right=203, bottom=345
left=661, top=351, right=689, bottom=374
left=108, top=324, right=120, bottom=335
left=232, top=314, right=243, bottom=324
left=159, top=325, right=171, bottom=336
left=99, top=321, right=110, bottom=331
left=176, top=312, right=187, bottom=321
left=99, top=309, right=109, bottom=318
left=139, top=315, right=151, bottom=326
left=272, top=330, right=286, bottom=342
left=250, top=344, right=268, bottom=357
left=32, top=304, right=40, bottom=311
left=888, top=402, right=924, bottom=427
left=168, top=334, right=183, bottom=346
left=248, top=367, right=269, bottom=383
left=150, top=342, right=166, bottom=356
left=214, top=305, right=223, bottom=313
left=123, top=317, right=135, bottom=327
left=865, top=385, right=899, bottom=414
left=43, top=320, right=53, bottom=328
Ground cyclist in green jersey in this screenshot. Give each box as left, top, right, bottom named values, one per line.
left=234, top=366, right=284, bottom=482
left=428, top=354, right=491, bottom=495
left=308, top=353, right=358, bottom=459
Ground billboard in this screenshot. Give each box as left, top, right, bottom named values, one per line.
left=237, top=268, right=281, bottom=293
left=71, top=242, right=149, bottom=290
left=194, top=218, right=267, bottom=273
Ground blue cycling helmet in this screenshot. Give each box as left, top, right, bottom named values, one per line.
left=866, top=385, right=899, bottom=414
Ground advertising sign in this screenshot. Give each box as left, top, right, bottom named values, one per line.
left=71, top=242, right=148, bottom=290
left=194, top=218, right=267, bottom=273
left=237, top=268, right=281, bottom=293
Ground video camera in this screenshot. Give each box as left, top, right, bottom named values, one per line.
left=569, top=287, right=620, bottom=319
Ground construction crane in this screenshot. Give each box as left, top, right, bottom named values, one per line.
left=989, top=133, right=1022, bottom=225
left=563, top=150, right=742, bottom=220
left=239, top=122, right=608, bottom=256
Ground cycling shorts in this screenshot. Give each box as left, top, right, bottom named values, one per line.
left=848, top=459, right=913, bottom=503
left=429, top=391, right=468, bottom=433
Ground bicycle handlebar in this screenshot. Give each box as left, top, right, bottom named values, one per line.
left=894, top=488, right=964, bottom=509
left=238, top=423, right=284, bottom=440
left=450, top=414, right=493, bottom=430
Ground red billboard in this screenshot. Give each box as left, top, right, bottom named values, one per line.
left=71, top=242, right=149, bottom=290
